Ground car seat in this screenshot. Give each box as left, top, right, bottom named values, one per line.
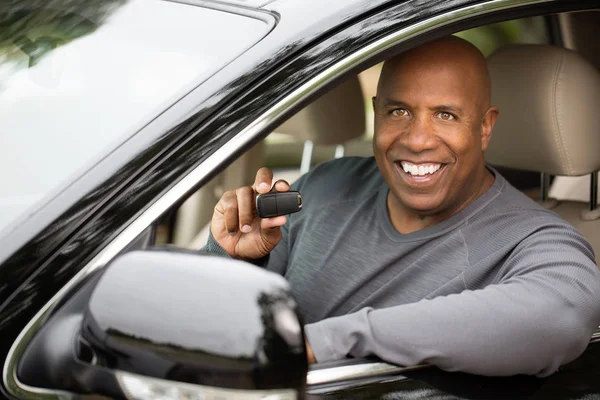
left=486, top=44, right=600, bottom=261
left=275, top=75, right=366, bottom=174
left=549, top=11, right=600, bottom=203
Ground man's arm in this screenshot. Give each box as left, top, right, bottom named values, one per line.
left=304, top=225, right=600, bottom=377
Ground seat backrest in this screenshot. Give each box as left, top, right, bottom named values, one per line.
left=486, top=44, right=600, bottom=260
left=275, top=76, right=366, bottom=145
left=274, top=76, right=367, bottom=174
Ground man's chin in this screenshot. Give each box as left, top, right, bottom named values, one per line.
left=392, top=193, right=447, bottom=216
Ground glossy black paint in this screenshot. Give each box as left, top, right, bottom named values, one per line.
left=2, top=0, right=600, bottom=398
left=84, top=250, right=306, bottom=391
left=19, top=250, right=306, bottom=397
left=18, top=270, right=124, bottom=398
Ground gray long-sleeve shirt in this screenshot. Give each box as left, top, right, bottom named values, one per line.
left=205, top=157, right=600, bottom=376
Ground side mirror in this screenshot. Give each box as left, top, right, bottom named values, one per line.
left=18, top=250, right=307, bottom=399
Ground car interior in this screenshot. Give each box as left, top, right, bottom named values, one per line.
left=159, top=11, right=600, bottom=265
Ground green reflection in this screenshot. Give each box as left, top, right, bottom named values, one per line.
left=0, top=1, right=125, bottom=69
left=456, top=17, right=548, bottom=56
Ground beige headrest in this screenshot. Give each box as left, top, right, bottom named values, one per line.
left=486, top=45, right=600, bottom=176
left=275, top=76, right=366, bottom=145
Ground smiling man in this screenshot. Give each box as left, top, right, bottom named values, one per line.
left=204, top=36, right=600, bottom=376
left=373, top=38, right=498, bottom=234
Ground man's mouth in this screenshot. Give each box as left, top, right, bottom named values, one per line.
left=397, top=161, right=444, bottom=177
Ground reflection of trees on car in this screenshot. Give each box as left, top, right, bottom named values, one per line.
left=0, top=0, right=126, bottom=67
left=457, top=17, right=548, bottom=56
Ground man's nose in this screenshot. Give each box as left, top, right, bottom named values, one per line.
left=401, top=115, right=437, bottom=153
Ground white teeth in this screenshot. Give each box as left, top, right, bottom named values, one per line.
left=400, top=162, right=442, bottom=176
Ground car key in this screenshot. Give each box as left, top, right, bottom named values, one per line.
left=256, top=191, right=303, bottom=218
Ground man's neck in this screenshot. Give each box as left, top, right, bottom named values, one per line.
left=387, top=168, right=495, bottom=235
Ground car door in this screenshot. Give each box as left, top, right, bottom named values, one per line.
left=3, top=0, right=600, bottom=398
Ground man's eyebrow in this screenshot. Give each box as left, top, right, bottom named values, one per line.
left=380, top=98, right=411, bottom=107
left=431, top=104, right=463, bottom=114
left=378, top=99, right=463, bottom=114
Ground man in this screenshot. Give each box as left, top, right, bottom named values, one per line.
left=204, top=36, right=600, bottom=376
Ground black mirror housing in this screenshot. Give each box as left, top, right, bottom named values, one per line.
left=18, top=250, right=307, bottom=399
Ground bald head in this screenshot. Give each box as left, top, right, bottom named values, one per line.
left=377, top=36, right=492, bottom=112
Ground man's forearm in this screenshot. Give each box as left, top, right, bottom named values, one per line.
left=305, top=272, right=600, bottom=377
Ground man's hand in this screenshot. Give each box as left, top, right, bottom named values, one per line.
left=306, top=339, right=316, bottom=364
left=211, top=167, right=290, bottom=260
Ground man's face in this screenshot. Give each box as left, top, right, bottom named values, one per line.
left=373, top=60, right=495, bottom=217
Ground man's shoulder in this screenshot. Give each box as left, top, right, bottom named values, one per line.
left=464, top=182, right=596, bottom=280
left=464, top=173, right=591, bottom=257
left=487, top=175, right=566, bottom=222
left=293, top=156, right=383, bottom=202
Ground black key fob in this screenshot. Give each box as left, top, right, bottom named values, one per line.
left=256, top=191, right=303, bottom=218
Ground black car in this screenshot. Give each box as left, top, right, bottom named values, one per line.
left=1, top=0, right=599, bottom=399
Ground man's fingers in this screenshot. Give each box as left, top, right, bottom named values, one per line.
left=253, top=167, right=274, bottom=194
left=273, top=179, right=290, bottom=192
left=219, top=191, right=240, bottom=234
left=236, top=186, right=255, bottom=233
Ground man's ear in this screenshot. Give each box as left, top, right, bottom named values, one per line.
left=481, top=106, right=499, bottom=151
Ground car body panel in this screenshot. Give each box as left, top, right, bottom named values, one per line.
left=1, top=0, right=600, bottom=398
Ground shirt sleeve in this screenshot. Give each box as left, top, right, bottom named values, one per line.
left=200, top=231, right=231, bottom=258
left=200, top=230, right=277, bottom=270
left=304, top=224, right=600, bottom=377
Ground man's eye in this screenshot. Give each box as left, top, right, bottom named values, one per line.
left=391, top=109, right=409, bottom=117
left=437, top=112, right=455, bottom=121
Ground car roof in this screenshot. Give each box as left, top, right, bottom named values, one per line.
left=212, top=0, right=391, bottom=12
left=219, top=0, right=278, bottom=7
